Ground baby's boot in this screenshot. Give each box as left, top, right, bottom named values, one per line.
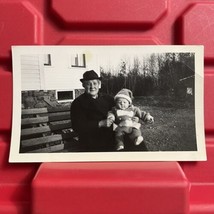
left=135, top=136, right=144, bottom=146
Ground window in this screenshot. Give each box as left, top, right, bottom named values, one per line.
left=44, top=54, right=51, bottom=66
left=71, top=54, right=86, bottom=68
left=56, top=90, right=75, bottom=103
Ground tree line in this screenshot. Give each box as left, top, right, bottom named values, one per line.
left=100, top=52, right=194, bottom=97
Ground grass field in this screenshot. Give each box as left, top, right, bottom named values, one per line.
left=133, top=96, right=197, bottom=151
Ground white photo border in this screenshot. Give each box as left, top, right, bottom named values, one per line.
left=9, top=45, right=206, bottom=162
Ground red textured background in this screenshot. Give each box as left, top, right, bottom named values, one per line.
left=0, top=0, right=214, bottom=213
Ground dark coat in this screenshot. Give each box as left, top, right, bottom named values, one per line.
left=70, top=92, right=115, bottom=152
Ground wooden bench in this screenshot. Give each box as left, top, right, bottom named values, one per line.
left=21, top=106, right=78, bottom=153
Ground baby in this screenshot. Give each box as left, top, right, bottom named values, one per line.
left=108, top=88, right=154, bottom=151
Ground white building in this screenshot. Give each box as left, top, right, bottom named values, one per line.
left=21, top=50, right=99, bottom=102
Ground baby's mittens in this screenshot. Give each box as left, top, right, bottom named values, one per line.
left=145, top=113, right=154, bottom=123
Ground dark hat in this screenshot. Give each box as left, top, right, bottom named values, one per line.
left=80, top=70, right=102, bottom=82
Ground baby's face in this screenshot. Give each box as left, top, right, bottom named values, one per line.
left=116, top=98, right=130, bottom=110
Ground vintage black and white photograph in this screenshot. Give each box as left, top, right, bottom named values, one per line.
left=10, top=45, right=206, bottom=162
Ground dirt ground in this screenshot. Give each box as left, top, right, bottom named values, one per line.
left=133, top=96, right=197, bottom=151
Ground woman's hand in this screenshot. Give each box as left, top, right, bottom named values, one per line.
left=132, top=116, right=139, bottom=123
left=99, top=118, right=113, bottom=128
left=119, top=119, right=133, bottom=127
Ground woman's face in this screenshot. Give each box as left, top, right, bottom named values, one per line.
left=83, top=79, right=101, bottom=98
left=116, top=98, right=130, bottom=110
